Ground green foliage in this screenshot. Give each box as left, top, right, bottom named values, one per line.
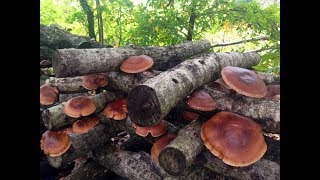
left=40, top=0, right=280, bottom=74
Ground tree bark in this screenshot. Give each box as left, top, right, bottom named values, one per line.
left=47, top=123, right=117, bottom=168
left=52, top=39, right=211, bottom=77
left=96, top=0, right=104, bottom=43
left=201, top=83, right=280, bottom=133
left=255, top=71, right=280, bottom=84
left=40, top=46, right=55, bottom=61
left=158, top=119, right=205, bottom=175
left=40, top=60, right=52, bottom=68
left=59, top=93, right=88, bottom=103
left=91, top=146, right=169, bottom=180
left=186, top=1, right=196, bottom=41
left=42, top=91, right=123, bottom=130
left=127, top=52, right=260, bottom=126
left=45, top=76, right=87, bottom=93
left=196, top=150, right=280, bottom=180
left=79, top=0, right=96, bottom=40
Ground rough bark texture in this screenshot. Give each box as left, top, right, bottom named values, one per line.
left=263, top=136, right=280, bottom=165
left=255, top=71, right=280, bottom=84
left=196, top=150, right=280, bottom=180
left=59, top=93, right=88, bottom=102
left=52, top=40, right=211, bottom=77
left=45, top=76, right=87, bottom=93
left=79, top=0, right=96, bottom=40
left=47, top=123, right=116, bottom=168
left=159, top=120, right=205, bottom=175
left=42, top=91, right=123, bottom=130
left=92, top=146, right=169, bottom=180
left=40, top=46, right=55, bottom=61
left=127, top=52, right=260, bottom=126
left=202, top=83, right=280, bottom=133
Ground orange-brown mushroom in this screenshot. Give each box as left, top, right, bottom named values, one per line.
left=221, top=66, right=267, bottom=98
left=103, top=97, right=128, bottom=120
left=215, top=78, right=231, bottom=89
left=40, top=84, right=59, bottom=105
left=64, top=96, right=96, bottom=118
left=40, top=130, right=71, bottom=157
left=120, top=55, right=154, bottom=73
left=151, top=134, right=177, bottom=162
left=186, top=90, right=218, bottom=111
left=81, top=73, right=108, bottom=90
left=61, top=126, right=74, bottom=135
left=134, top=120, right=167, bottom=137
left=72, top=115, right=100, bottom=134
left=201, top=111, right=267, bottom=167
left=182, top=111, right=199, bottom=121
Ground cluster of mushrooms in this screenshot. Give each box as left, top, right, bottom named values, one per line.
left=40, top=54, right=279, bottom=169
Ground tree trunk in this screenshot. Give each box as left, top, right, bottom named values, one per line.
left=52, top=39, right=211, bottom=77
left=186, top=1, right=196, bottom=41
left=47, top=123, right=117, bottom=168
left=42, top=91, right=123, bottom=130
left=95, top=0, right=104, bottom=43
left=127, top=52, right=260, bottom=126
left=79, top=0, right=96, bottom=40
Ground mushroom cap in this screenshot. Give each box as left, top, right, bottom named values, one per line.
left=186, top=90, right=218, bottom=111
left=151, top=134, right=177, bottom=162
left=265, top=84, right=280, bottom=98
left=215, top=78, right=231, bottom=89
left=201, top=111, right=267, bottom=167
left=61, top=127, right=74, bottom=135
left=40, top=130, right=71, bottom=157
left=273, top=94, right=280, bottom=100
left=64, top=96, right=96, bottom=118
left=81, top=73, right=108, bottom=90
left=182, top=111, right=199, bottom=121
left=120, top=55, right=154, bottom=73
left=134, top=120, right=167, bottom=137
left=221, top=66, right=267, bottom=98
left=72, top=115, right=100, bottom=134
left=103, top=97, right=128, bottom=120
left=40, top=85, right=59, bottom=105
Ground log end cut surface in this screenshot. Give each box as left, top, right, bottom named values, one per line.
left=127, top=85, right=161, bottom=126
left=159, top=147, right=187, bottom=176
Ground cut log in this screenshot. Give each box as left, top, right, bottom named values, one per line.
left=40, top=46, right=55, bottom=61
left=202, top=83, right=280, bottom=133
left=255, top=71, right=280, bottom=84
left=47, top=123, right=117, bottom=168
left=52, top=40, right=211, bottom=77
left=158, top=119, right=205, bottom=175
left=45, top=76, right=87, bottom=93
left=42, top=91, right=123, bottom=130
left=127, top=52, right=260, bottom=126
left=40, top=60, right=52, bottom=68
left=196, top=150, right=280, bottom=180
left=91, top=146, right=169, bottom=180
left=59, top=93, right=88, bottom=102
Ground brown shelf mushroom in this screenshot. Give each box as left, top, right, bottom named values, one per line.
left=81, top=73, right=108, bottom=90
left=120, top=55, right=154, bottom=73
left=64, top=96, right=96, bottom=118
left=40, top=84, right=59, bottom=105
left=72, top=115, right=100, bottom=134
left=201, top=111, right=267, bottom=167
left=151, top=134, right=177, bottom=162
left=103, top=97, right=128, bottom=120
left=40, top=130, right=71, bottom=157
left=221, top=66, right=267, bottom=98
left=182, top=111, right=199, bottom=121
left=134, top=120, right=167, bottom=137
left=186, top=90, right=218, bottom=111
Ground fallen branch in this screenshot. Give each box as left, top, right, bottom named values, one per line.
left=211, top=36, right=270, bottom=48
left=45, top=76, right=87, bottom=93
left=255, top=71, right=280, bottom=84
left=127, top=52, right=260, bottom=126
left=52, top=39, right=211, bottom=77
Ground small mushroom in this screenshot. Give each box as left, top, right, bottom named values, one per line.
left=103, top=97, right=128, bottom=120
left=120, top=55, right=154, bottom=73
left=151, top=134, right=177, bottom=162
left=221, top=66, right=267, bottom=98
left=64, top=96, right=96, bottom=118
left=81, top=73, right=108, bottom=90
left=72, top=115, right=100, bottom=134
left=40, top=84, right=59, bottom=105
left=201, top=111, right=267, bottom=167
left=134, top=120, right=167, bottom=137
left=182, top=111, right=199, bottom=121
left=186, top=90, right=218, bottom=111
left=40, top=130, right=71, bottom=157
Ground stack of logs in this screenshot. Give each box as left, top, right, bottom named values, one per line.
left=40, top=35, right=280, bottom=180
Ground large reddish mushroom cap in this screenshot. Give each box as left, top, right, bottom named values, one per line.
left=215, top=78, right=231, bottom=89
left=201, top=111, right=267, bottom=167
left=134, top=120, right=167, bottom=137
left=40, top=130, right=71, bottom=157
left=64, top=96, right=96, bottom=118
left=103, top=97, right=128, bottom=120
left=72, top=115, right=100, bottom=134
left=151, top=134, right=177, bottom=162
left=120, top=55, right=154, bottom=73
left=182, top=111, right=199, bottom=121
left=186, top=90, right=218, bottom=111
left=81, top=73, right=108, bottom=90
left=40, top=84, right=59, bottom=105
left=221, top=66, right=267, bottom=98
